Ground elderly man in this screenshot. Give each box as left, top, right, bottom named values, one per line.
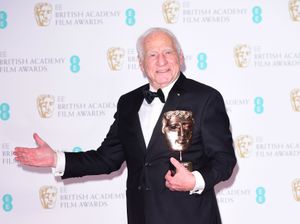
left=14, top=27, right=236, bottom=224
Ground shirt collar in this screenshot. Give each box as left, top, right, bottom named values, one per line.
left=149, top=75, right=179, bottom=100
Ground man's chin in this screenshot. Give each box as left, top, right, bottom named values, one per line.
left=156, top=78, right=174, bottom=88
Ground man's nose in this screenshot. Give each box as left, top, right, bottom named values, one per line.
left=157, top=53, right=167, bottom=66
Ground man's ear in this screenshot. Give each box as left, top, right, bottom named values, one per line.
left=139, top=56, right=148, bottom=78
left=138, top=56, right=145, bottom=73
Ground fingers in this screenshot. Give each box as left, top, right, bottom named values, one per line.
left=14, top=148, right=43, bottom=167
left=13, top=133, right=55, bottom=167
left=14, top=133, right=44, bottom=154
left=14, top=145, right=36, bottom=166
left=33, top=133, right=46, bottom=147
left=165, top=157, right=195, bottom=192
left=165, top=170, right=175, bottom=191
left=170, top=157, right=184, bottom=171
left=165, top=181, right=175, bottom=191
left=14, top=148, right=32, bottom=165
left=14, top=147, right=34, bottom=157
left=165, top=167, right=180, bottom=191
left=165, top=170, right=172, bottom=181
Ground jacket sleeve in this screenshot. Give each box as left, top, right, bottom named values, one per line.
left=198, top=91, right=237, bottom=191
left=62, top=108, right=125, bottom=179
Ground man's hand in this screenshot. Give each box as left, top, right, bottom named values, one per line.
left=14, top=133, right=57, bottom=167
left=165, top=157, right=196, bottom=192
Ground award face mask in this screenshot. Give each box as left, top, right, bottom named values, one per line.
left=162, top=110, right=194, bottom=152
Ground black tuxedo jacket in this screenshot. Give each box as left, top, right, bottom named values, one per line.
left=63, top=73, right=237, bottom=224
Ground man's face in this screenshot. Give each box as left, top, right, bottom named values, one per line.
left=162, top=112, right=193, bottom=151
left=139, top=32, right=183, bottom=89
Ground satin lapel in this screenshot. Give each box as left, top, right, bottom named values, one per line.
left=147, top=74, right=186, bottom=150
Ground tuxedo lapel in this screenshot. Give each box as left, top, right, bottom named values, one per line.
left=161, top=73, right=186, bottom=115
left=147, top=74, right=186, bottom=151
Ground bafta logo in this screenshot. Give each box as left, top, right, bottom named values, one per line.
left=289, top=0, right=300, bottom=21
left=235, top=135, right=253, bottom=158
left=107, top=47, right=125, bottom=71
left=39, top=185, right=57, bottom=209
left=162, top=0, right=180, bottom=24
left=234, top=44, right=251, bottom=68
left=162, top=110, right=194, bottom=171
left=292, top=179, right=300, bottom=201
left=34, top=3, right=53, bottom=26
left=37, top=95, right=55, bottom=118
left=290, top=88, right=300, bottom=112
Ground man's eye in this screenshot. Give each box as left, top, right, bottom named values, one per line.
left=148, top=53, right=157, bottom=57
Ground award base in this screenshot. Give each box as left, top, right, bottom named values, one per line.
left=181, top=161, right=193, bottom=172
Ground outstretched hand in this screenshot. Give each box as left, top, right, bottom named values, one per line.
left=14, top=133, right=57, bottom=167
left=165, top=157, right=196, bottom=192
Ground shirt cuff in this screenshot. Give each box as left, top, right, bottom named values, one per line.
left=51, top=151, right=66, bottom=177
left=190, top=171, right=205, bottom=195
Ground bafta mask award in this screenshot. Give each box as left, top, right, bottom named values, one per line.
left=162, top=110, right=194, bottom=172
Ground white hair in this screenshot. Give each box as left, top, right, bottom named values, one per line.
left=136, top=27, right=182, bottom=60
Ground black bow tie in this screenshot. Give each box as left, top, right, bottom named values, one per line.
left=143, top=88, right=165, bottom=104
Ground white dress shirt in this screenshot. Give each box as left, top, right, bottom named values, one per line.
left=53, top=79, right=205, bottom=194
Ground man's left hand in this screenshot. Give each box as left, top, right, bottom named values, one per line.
left=165, top=157, right=196, bottom=191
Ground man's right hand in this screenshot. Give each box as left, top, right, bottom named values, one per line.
left=14, top=133, right=57, bottom=167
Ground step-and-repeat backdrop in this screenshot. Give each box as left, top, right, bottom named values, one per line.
left=1, top=1, right=299, bottom=223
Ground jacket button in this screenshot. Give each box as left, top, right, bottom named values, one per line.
left=137, top=186, right=142, bottom=190
left=144, top=162, right=151, bottom=167
left=145, top=187, right=151, bottom=191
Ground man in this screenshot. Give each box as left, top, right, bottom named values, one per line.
left=14, top=27, right=237, bottom=224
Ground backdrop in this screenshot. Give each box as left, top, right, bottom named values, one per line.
left=1, top=0, right=300, bottom=223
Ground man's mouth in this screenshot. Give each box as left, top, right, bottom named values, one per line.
left=156, top=68, right=170, bottom=73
